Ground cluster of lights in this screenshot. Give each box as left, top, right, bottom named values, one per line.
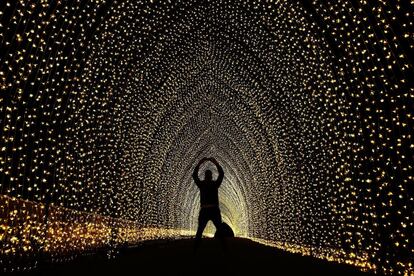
left=0, top=194, right=184, bottom=272
left=0, top=0, right=412, bottom=274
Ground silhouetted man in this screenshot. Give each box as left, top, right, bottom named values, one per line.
left=192, top=157, right=224, bottom=251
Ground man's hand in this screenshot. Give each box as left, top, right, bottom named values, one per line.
left=198, top=157, right=219, bottom=165
left=209, top=157, right=218, bottom=164
left=201, top=157, right=209, bottom=162
left=197, top=157, right=208, bottom=165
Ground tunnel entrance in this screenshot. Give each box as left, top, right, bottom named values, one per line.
left=0, top=0, right=412, bottom=274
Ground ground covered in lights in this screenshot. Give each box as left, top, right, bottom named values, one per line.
left=18, top=238, right=370, bottom=276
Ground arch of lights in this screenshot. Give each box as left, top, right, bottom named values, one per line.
left=0, top=0, right=412, bottom=274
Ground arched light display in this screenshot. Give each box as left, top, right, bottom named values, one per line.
left=0, top=0, right=412, bottom=274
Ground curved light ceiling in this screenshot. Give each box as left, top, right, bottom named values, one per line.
left=0, top=0, right=412, bottom=274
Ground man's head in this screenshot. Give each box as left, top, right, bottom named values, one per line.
left=204, top=170, right=213, bottom=181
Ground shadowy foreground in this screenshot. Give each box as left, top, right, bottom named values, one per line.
left=13, top=238, right=371, bottom=276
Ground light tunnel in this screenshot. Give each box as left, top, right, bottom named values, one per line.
left=0, top=0, right=413, bottom=274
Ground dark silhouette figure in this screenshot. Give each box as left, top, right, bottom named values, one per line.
left=192, top=157, right=225, bottom=251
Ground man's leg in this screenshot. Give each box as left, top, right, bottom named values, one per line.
left=194, top=209, right=208, bottom=252
left=211, top=208, right=227, bottom=251
left=211, top=208, right=222, bottom=229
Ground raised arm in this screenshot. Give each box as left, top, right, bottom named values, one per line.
left=210, top=157, right=224, bottom=186
left=192, top=158, right=207, bottom=185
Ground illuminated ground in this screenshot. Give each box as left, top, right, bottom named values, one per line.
left=22, top=238, right=371, bottom=276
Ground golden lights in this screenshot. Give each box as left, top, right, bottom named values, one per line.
left=0, top=0, right=413, bottom=274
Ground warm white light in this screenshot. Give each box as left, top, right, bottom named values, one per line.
left=0, top=0, right=412, bottom=274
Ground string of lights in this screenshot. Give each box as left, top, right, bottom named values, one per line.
left=0, top=0, right=412, bottom=274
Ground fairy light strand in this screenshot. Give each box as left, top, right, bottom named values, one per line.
left=0, top=0, right=412, bottom=274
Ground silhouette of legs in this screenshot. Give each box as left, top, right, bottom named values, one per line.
left=210, top=209, right=227, bottom=251
left=194, top=207, right=223, bottom=252
left=210, top=211, right=221, bottom=228
left=195, top=212, right=209, bottom=241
